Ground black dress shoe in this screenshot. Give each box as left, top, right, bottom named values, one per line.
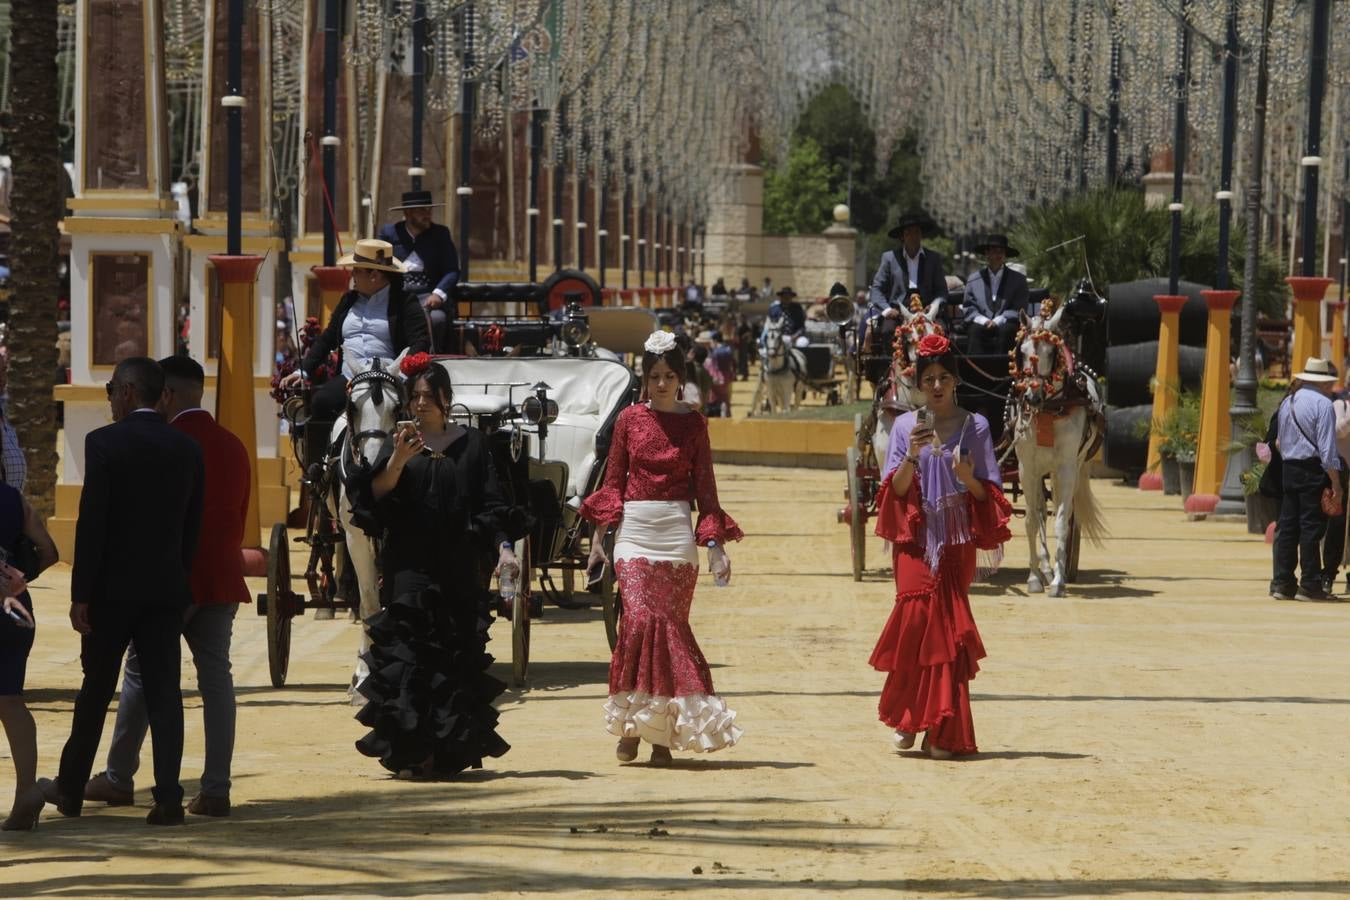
left=37, top=778, right=80, bottom=818
left=146, top=803, right=185, bottom=826
left=187, top=794, right=230, bottom=817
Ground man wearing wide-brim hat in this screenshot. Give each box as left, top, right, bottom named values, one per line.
left=962, top=233, right=1030, bottom=356
left=1269, top=356, right=1343, bottom=602
left=377, top=189, right=460, bottom=351
left=770, top=286, right=807, bottom=343
left=866, top=210, right=948, bottom=320
left=279, top=238, right=431, bottom=425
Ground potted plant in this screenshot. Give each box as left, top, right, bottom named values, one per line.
left=1172, top=393, right=1201, bottom=499
left=1241, top=457, right=1279, bottom=533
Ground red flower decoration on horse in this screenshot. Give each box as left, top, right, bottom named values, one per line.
left=916, top=333, right=951, bottom=358
left=400, top=352, right=432, bottom=377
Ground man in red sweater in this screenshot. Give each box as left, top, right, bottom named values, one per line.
left=84, top=355, right=251, bottom=817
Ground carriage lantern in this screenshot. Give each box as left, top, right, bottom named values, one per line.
left=559, top=294, right=592, bottom=348
left=1064, top=278, right=1106, bottom=324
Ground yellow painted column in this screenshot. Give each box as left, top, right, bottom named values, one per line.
left=1288, top=276, right=1332, bottom=373
left=1328, top=301, right=1346, bottom=385
left=209, top=254, right=265, bottom=555
left=1140, top=293, right=1188, bottom=491
left=1186, top=290, right=1239, bottom=513
left=312, top=265, right=351, bottom=328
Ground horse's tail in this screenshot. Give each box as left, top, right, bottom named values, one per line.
left=1072, top=469, right=1108, bottom=547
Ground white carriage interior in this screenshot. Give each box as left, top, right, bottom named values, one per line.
left=436, top=357, right=637, bottom=504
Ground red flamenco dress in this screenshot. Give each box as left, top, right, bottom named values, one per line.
left=869, top=410, right=1012, bottom=755
left=579, top=403, right=744, bottom=751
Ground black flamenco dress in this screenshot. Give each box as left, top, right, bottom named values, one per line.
left=351, top=427, right=523, bottom=777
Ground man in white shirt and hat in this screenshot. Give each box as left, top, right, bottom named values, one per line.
left=1271, top=357, right=1343, bottom=602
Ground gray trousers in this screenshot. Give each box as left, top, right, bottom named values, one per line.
left=105, top=603, right=238, bottom=798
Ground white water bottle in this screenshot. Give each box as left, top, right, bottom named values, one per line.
left=499, top=559, right=519, bottom=601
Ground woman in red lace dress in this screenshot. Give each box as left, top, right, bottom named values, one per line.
left=581, top=331, right=744, bottom=766
left=870, top=334, right=1011, bottom=758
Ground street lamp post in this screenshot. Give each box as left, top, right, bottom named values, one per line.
left=1298, top=0, right=1332, bottom=279
left=457, top=10, right=475, bottom=281
left=1215, top=0, right=1276, bottom=520
left=410, top=0, right=426, bottom=192
left=1166, top=0, right=1192, bottom=296
left=322, top=0, right=339, bottom=266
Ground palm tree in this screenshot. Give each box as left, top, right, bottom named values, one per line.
left=6, top=0, right=62, bottom=517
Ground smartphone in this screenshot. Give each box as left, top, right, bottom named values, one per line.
left=586, top=559, right=607, bottom=586
left=5, top=606, right=31, bottom=628
left=395, top=419, right=418, bottom=437
left=915, top=408, right=932, bottom=430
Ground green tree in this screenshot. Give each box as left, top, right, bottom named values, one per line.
left=762, top=138, right=842, bottom=235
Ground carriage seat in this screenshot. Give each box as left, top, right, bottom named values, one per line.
left=542, top=413, right=602, bottom=500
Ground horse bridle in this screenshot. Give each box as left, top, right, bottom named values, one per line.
left=344, top=366, right=406, bottom=463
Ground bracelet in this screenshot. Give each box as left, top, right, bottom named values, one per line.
left=904, top=455, right=920, bottom=465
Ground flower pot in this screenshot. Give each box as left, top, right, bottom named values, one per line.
left=1246, top=492, right=1278, bottom=535
left=1178, top=459, right=1195, bottom=498
left=1161, top=455, right=1181, bottom=495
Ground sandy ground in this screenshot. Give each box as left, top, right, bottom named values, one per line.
left=4, top=469, right=1350, bottom=897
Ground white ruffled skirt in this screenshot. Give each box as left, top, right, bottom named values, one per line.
left=605, top=501, right=742, bottom=752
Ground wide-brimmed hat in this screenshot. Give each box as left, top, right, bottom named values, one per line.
left=887, top=210, right=937, bottom=239
left=776, top=286, right=798, bottom=299
left=1295, top=357, right=1338, bottom=383
left=389, top=189, right=444, bottom=211
left=974, top=233, right=1020, bottom=258
left=337, top=238, right=407, bottom=273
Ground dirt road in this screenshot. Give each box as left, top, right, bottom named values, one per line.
left=4, top=470, right=1350, bottom=896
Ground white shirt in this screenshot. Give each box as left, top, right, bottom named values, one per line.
left=340, top=286, right=395, bottom=379
left=903, top=249, right=922, bottom=289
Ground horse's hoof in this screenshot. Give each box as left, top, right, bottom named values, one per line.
left=1048, top=583, right=1067, bottom=598
left=1027, top=576, right=1045, bottom=594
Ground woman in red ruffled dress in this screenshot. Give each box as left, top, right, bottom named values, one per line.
left=870, top=333, right=1012, bottom=758
left=581, top=330, right=744, bottom=766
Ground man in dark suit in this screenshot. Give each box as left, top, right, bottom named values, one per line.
left=83, top=356, right=249, bottom=818
left=867, top=210, right=948, bottom=319
left=962, top=234, right=1031, bottom=356
left=40, top=357, right=204, bottom=825
left=378, top=190, right=460, bottom=351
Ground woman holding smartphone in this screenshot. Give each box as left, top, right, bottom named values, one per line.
left=870, top=333, right=1011, bottom=758
left=0, top=476, right=59, bottom=829
left=581, top=331, right=743, bottom=766
left=349, top=355, right=523, bottom=778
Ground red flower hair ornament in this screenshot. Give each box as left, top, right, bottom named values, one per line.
left=916, top=333, right=951, bottom=358
left=400, top=352, right=432, bottom=377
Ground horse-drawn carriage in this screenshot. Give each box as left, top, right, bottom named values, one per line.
left=259, top=270, right=645, bottom=690
left=749, top=295, right=855, bottom=415
left=840, top=282, right=1107, bottom=594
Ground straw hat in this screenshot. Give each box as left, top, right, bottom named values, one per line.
left=1295, top=357, right=1337, bottom=383
left=336, top=238, right=407, bottom=273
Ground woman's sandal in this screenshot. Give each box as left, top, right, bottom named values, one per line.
left=616, top=737, right=640, bottom=762
left=921, top=733, right=953, bottom=760
left=1, top=785, right=45, bottom=831
left=649, top=745, right=672, bottom=767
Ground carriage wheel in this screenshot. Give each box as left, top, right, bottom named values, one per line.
left=1065, top=515, right=1082, bottom=583
left=511, top=538, right=532, bottom=688
left=601, top=530, right=621, bottom=650
left=846, top=447, right=866, bottom=582
left=265, top=523, right=294, bottom=689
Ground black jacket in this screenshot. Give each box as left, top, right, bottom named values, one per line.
left=301, top=289, right=432, bottom=378
left=71, top=411, right=204, bottom=610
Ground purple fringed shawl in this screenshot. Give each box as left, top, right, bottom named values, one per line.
left=883, top=409, right=1005, bottom=576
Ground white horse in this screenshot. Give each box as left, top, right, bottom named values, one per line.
left=749, top=317, right=806, bottom=415
left=331, top=355, right=406, bottom=696
left=1008, top=306, right=1106, bottom=597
